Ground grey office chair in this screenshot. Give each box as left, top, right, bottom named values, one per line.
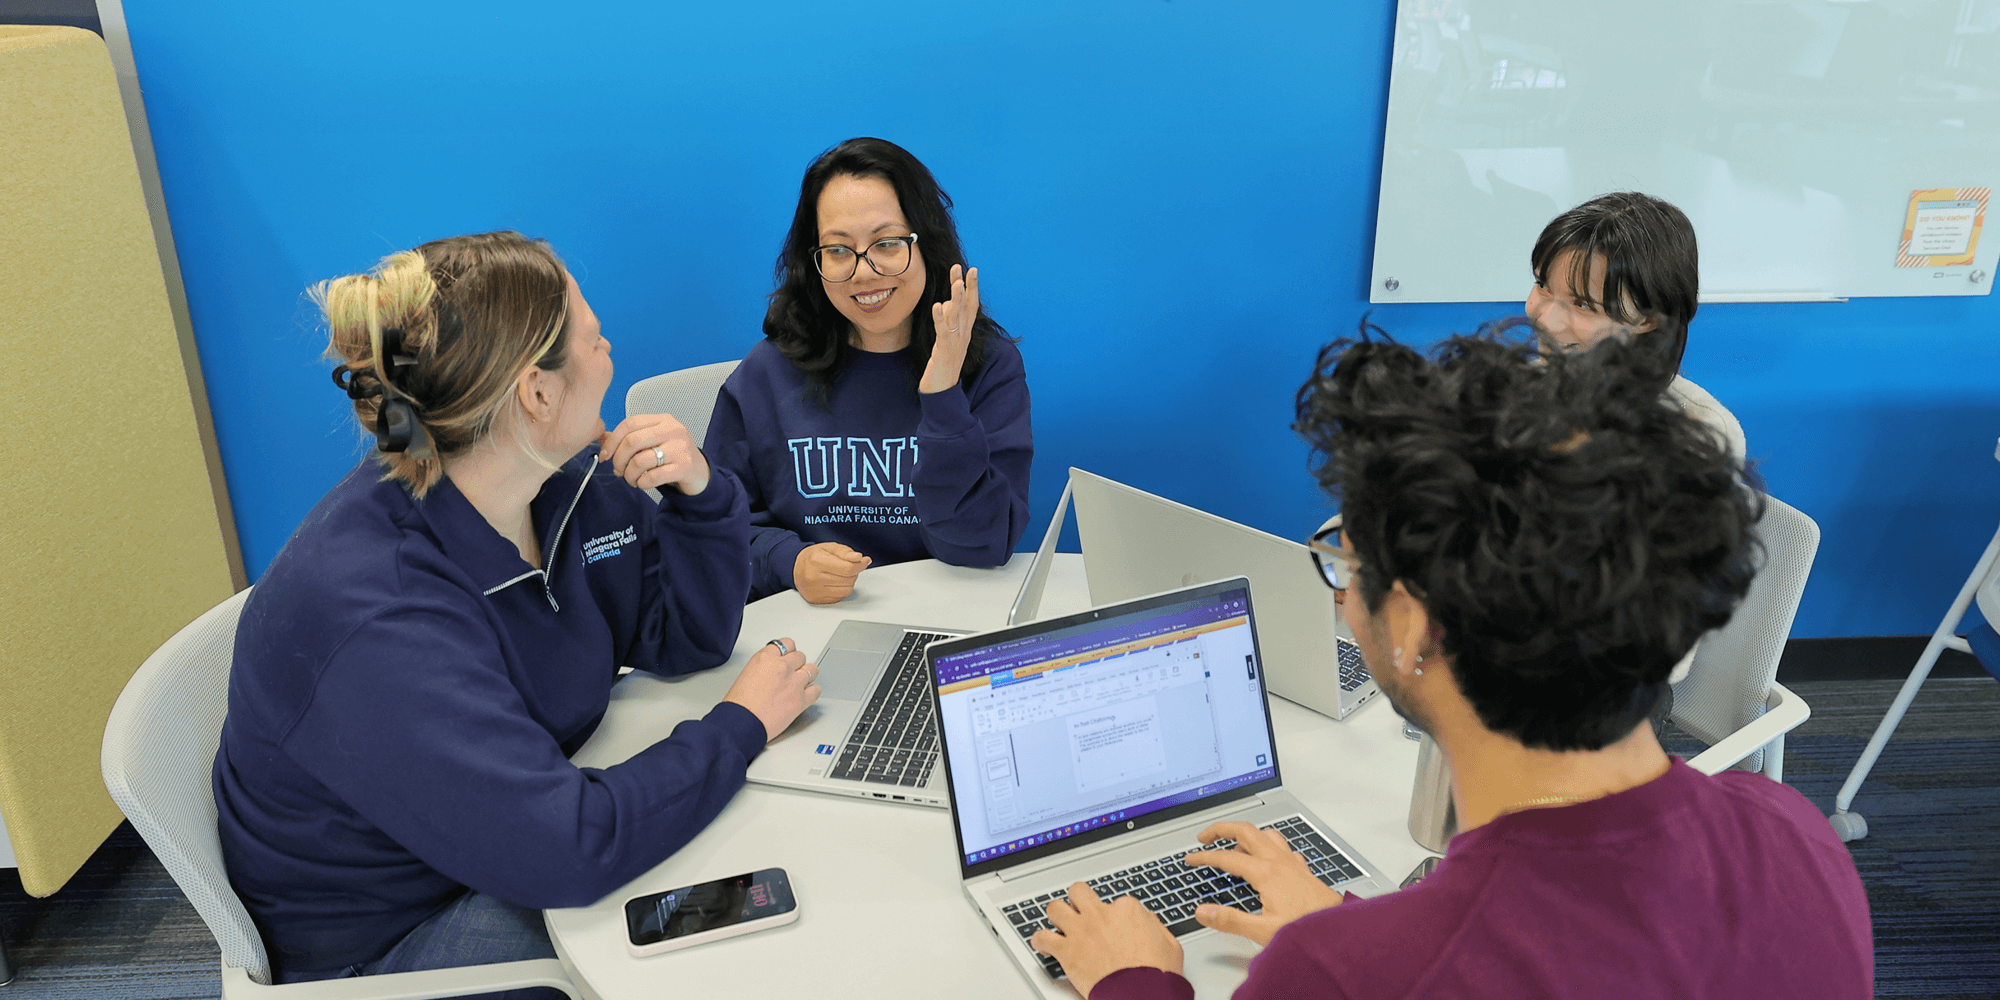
left=101, top=588, right=579, bottom=999
left=624, top=360, right=740, bottom=447
left=1674, top=493, right=1820, bottom=779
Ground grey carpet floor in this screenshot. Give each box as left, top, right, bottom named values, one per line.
left=0, top=822, right=218, bottom=999
left=0, top=677, right=1992, bottom=998
left=1754, top=678, right=2000, bottom=1000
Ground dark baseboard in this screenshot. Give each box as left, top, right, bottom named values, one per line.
left=1778, top=636, right=1994, bottom=684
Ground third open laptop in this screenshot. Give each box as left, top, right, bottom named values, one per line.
left=1068, top=467, right=1380, bottom=720
left=742, top=481, right=1076, bottom=807
left=926, top=577, right=1390, bottom=997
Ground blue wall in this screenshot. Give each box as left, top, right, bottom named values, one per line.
left=124, top=1, right=1999, bottom=638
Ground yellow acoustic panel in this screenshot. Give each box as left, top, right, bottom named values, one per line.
left=0, top=24, right=236, bottom=897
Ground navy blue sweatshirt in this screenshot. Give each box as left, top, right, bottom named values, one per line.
left=213, top=450, right=765, bottom=976
left=705, top=337, right=1033, bottom=599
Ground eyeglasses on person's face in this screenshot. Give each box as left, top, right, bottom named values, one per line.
left=811, top=233, right=920, bottom=282
left=1305, top=514, right=1355, bottom=592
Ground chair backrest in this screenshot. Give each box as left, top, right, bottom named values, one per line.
left=624, top=360, right=740, bottom=448
left=1672, top=494, right=1821, bottom=772
left=101, top=588, right=274, bottom=983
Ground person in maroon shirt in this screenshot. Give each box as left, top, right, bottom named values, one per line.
left=1030, top=327, right=1873, bottom=999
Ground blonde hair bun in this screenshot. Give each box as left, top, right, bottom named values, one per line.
left=316, top=233, right=569, bottom=497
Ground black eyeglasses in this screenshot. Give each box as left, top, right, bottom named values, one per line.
left=1304, top=515, right=1352, bottom=592
left=810, top=234, right=920, bottom=282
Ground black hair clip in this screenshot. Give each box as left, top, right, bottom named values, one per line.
left=330, top=363, right=380, bottom=400
left=374, top=395, right=433, bottom=460
left=329, top=328, right=434, bottom=461
left=380, top=326, right=420, bottom=371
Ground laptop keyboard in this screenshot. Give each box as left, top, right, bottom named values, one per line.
left=999, top=816, right=1365, bottom=980
left=827, top=630, right=953, bottom=787
left=1338, top=639, right=1370, bottom=692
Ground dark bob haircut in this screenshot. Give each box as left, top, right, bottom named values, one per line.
left=763, top=137, right=1008, bottom=401
left=1295, top=321, right=1760, bottom=751
left=1531, top=192, right=1698, bottom=394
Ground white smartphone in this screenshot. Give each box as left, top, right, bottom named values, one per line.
left=623, top=868, right=799, bottom=957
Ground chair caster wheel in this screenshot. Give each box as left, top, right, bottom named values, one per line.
left=1828, top=811, right=1868, bottom=842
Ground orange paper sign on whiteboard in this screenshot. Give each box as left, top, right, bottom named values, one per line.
left=1897, top=188, right=1988, bottom=267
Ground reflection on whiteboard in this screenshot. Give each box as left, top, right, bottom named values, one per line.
left=1372, top=0, right=1998, bottom=302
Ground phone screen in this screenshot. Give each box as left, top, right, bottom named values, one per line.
left=624, top=868, right=795, bottom=946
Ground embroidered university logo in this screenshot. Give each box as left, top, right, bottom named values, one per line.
left=786, top=436, right=921, bottom=498
left=582, top=526, right=636, bottom=565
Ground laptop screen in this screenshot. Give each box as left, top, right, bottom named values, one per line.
left=929, top=579, right=1280, bottom=875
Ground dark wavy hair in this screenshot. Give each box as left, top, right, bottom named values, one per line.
left=1295, top=321, right=1761, bottom=751
left=763, top=137, right=1008, bottom=402
left=1532, top=192, right=1698, bottom=396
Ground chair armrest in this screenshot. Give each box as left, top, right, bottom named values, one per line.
left=1687, top=682, right=1810, bottom=777
left=224, top=958, right=579, bottom=999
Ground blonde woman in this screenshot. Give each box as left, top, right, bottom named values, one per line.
left=214, top=232, right=819, bottom=992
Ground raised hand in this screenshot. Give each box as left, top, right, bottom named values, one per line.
left=919, top=264, right=979, bottom=395
left=599, top=413, right=711, bottom=495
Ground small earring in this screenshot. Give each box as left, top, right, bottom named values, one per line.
left=1416, top=654, right=1425, bottom=662
left=1415, top=667, right=1423, bottom=675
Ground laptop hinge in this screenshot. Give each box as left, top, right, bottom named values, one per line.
left=995, top=796, right=1265, bottom=883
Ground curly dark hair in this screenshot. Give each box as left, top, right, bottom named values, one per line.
left=763, top=137, right=1009, bottom=403
left=1295, top=321, right=1761, bottom=751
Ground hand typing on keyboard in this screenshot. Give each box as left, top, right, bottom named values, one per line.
left=1000, top=817, right=1360, bottom=984
left=1027, top=882, right=1183, bottom=998
left=1182, top=820, right=1346, bottom=946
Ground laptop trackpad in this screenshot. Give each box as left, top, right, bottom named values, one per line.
left=814, top=648, right=882, bottom=702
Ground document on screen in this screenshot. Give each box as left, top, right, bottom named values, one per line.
left=1069, top=697, right=1165, bottom=793
left=968, top=636, right=1224, bottom=838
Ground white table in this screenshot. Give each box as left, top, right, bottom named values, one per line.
left=545, top=554, right=1427, bottom=999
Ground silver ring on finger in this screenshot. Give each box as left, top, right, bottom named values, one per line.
left=652, top=446, right=666, bottom=468
left=766, top=638, right=791, bottom=656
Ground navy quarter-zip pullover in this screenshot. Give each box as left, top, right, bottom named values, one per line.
left=214, top=450, right=763, bottom=976
left=705, top=337, right=1032, bottom=599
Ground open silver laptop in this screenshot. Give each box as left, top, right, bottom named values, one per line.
left=1069, top=468, right=1380, bottom=720
left=926, top=577, right=1390, bottom=997
left=744, top=483, right=1074, bottom=807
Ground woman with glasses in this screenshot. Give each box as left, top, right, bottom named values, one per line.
left=1524, top=192, right=1745, bottom=460
left=1522, top=195, right=1744, bottom=730
left=705, top=137, right=1032, bottom=603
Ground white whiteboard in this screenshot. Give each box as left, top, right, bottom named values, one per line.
left=1370, top=0, right=1999, bottom=304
